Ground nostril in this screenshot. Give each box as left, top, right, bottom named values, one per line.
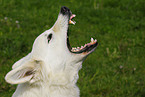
left=62, top=7, right=67, bottom=12
left=61, top=6, right=70, bottom=14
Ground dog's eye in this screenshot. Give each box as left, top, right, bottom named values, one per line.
left=47, top=34, right=52, bottom=43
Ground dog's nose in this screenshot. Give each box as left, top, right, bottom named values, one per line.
left=60, top=6, right=70, bottom=15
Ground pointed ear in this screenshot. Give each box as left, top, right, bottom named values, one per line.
left=5, top=60, right=43, bottom=84
left=12, top=53, right=31, bottom=69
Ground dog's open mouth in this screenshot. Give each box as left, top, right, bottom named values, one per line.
left=67, top=14, right=98, bottom=54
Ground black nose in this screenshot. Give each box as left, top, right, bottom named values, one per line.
left=60, top=6, right=70, bottom=15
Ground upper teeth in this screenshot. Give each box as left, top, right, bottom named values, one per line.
left=71, top=14, right=76, bottom=19
left=69, top=20, right=76, bottom=25
left=69, top=14, right=76, bottom=25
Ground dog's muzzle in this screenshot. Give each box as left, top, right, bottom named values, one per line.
left=60, top=6, right=76, bottom=25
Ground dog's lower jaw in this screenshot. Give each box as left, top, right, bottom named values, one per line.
left=12, top=83, right=80, bottom=97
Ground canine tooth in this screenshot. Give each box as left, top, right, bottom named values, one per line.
left=73, top=14, right=76, bottom=17
left=70, top=14, right=76, bottom=19
left=72, top=21, right=76, bottom=25
left=72, top=14, right=76, bottom=18
left=91, top=38, right=95, bottom=43
left=94, top=39, right=97, bottom=42
left=69, top=20, right=72, bottom=24
left=69, top=20, right=76, bottom=25
left=91, top=37, right=94, bottom=42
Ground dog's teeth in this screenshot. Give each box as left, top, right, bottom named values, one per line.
left=73, top=14, right=76, bottom=17
left=70, top=14, right=76, bottom=19
left=72, top=48, right=76, bottom=51
left=94, top=39, right=97, bottom=42
left=69, top=20, right=76, bottom=25
left=91, top=37, right=94, bottom=42
left=91, top=37, right=95, bottom=43
left=72, top=21, right=76, bottom=25
left=69, top=20, right=72, bottom=24
left=74, top=49, right=78, bottom=51
left=76, top=47, right=79, bottom=50
left=71, top=45, right=87, bottom=52
left=72, top=14, right=76, bottom=18
left=69, top=14, right=76, bottom=25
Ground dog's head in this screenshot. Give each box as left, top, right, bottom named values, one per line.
left=5, top=6, right=98, bottom=85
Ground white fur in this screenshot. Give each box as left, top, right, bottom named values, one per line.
left=5, top=10, right=96, bottom=97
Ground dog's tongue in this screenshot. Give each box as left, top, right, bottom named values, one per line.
left=69, top=14, right=76, bottom=25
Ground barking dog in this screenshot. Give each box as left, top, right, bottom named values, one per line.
left=5, top=6, right=98, bottom=97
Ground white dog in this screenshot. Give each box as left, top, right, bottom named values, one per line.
left=5, top=6, right=98, bottom=97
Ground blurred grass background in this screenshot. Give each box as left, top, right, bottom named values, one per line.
left=0, top=0, right=145, bottom=97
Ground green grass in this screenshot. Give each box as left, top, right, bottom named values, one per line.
left=0, top=0, right=145, bottom=97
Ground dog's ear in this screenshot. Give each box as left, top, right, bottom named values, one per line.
left=12, top=53, right=31, bottom=69
left=5, top=60, right=43, bottom=84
